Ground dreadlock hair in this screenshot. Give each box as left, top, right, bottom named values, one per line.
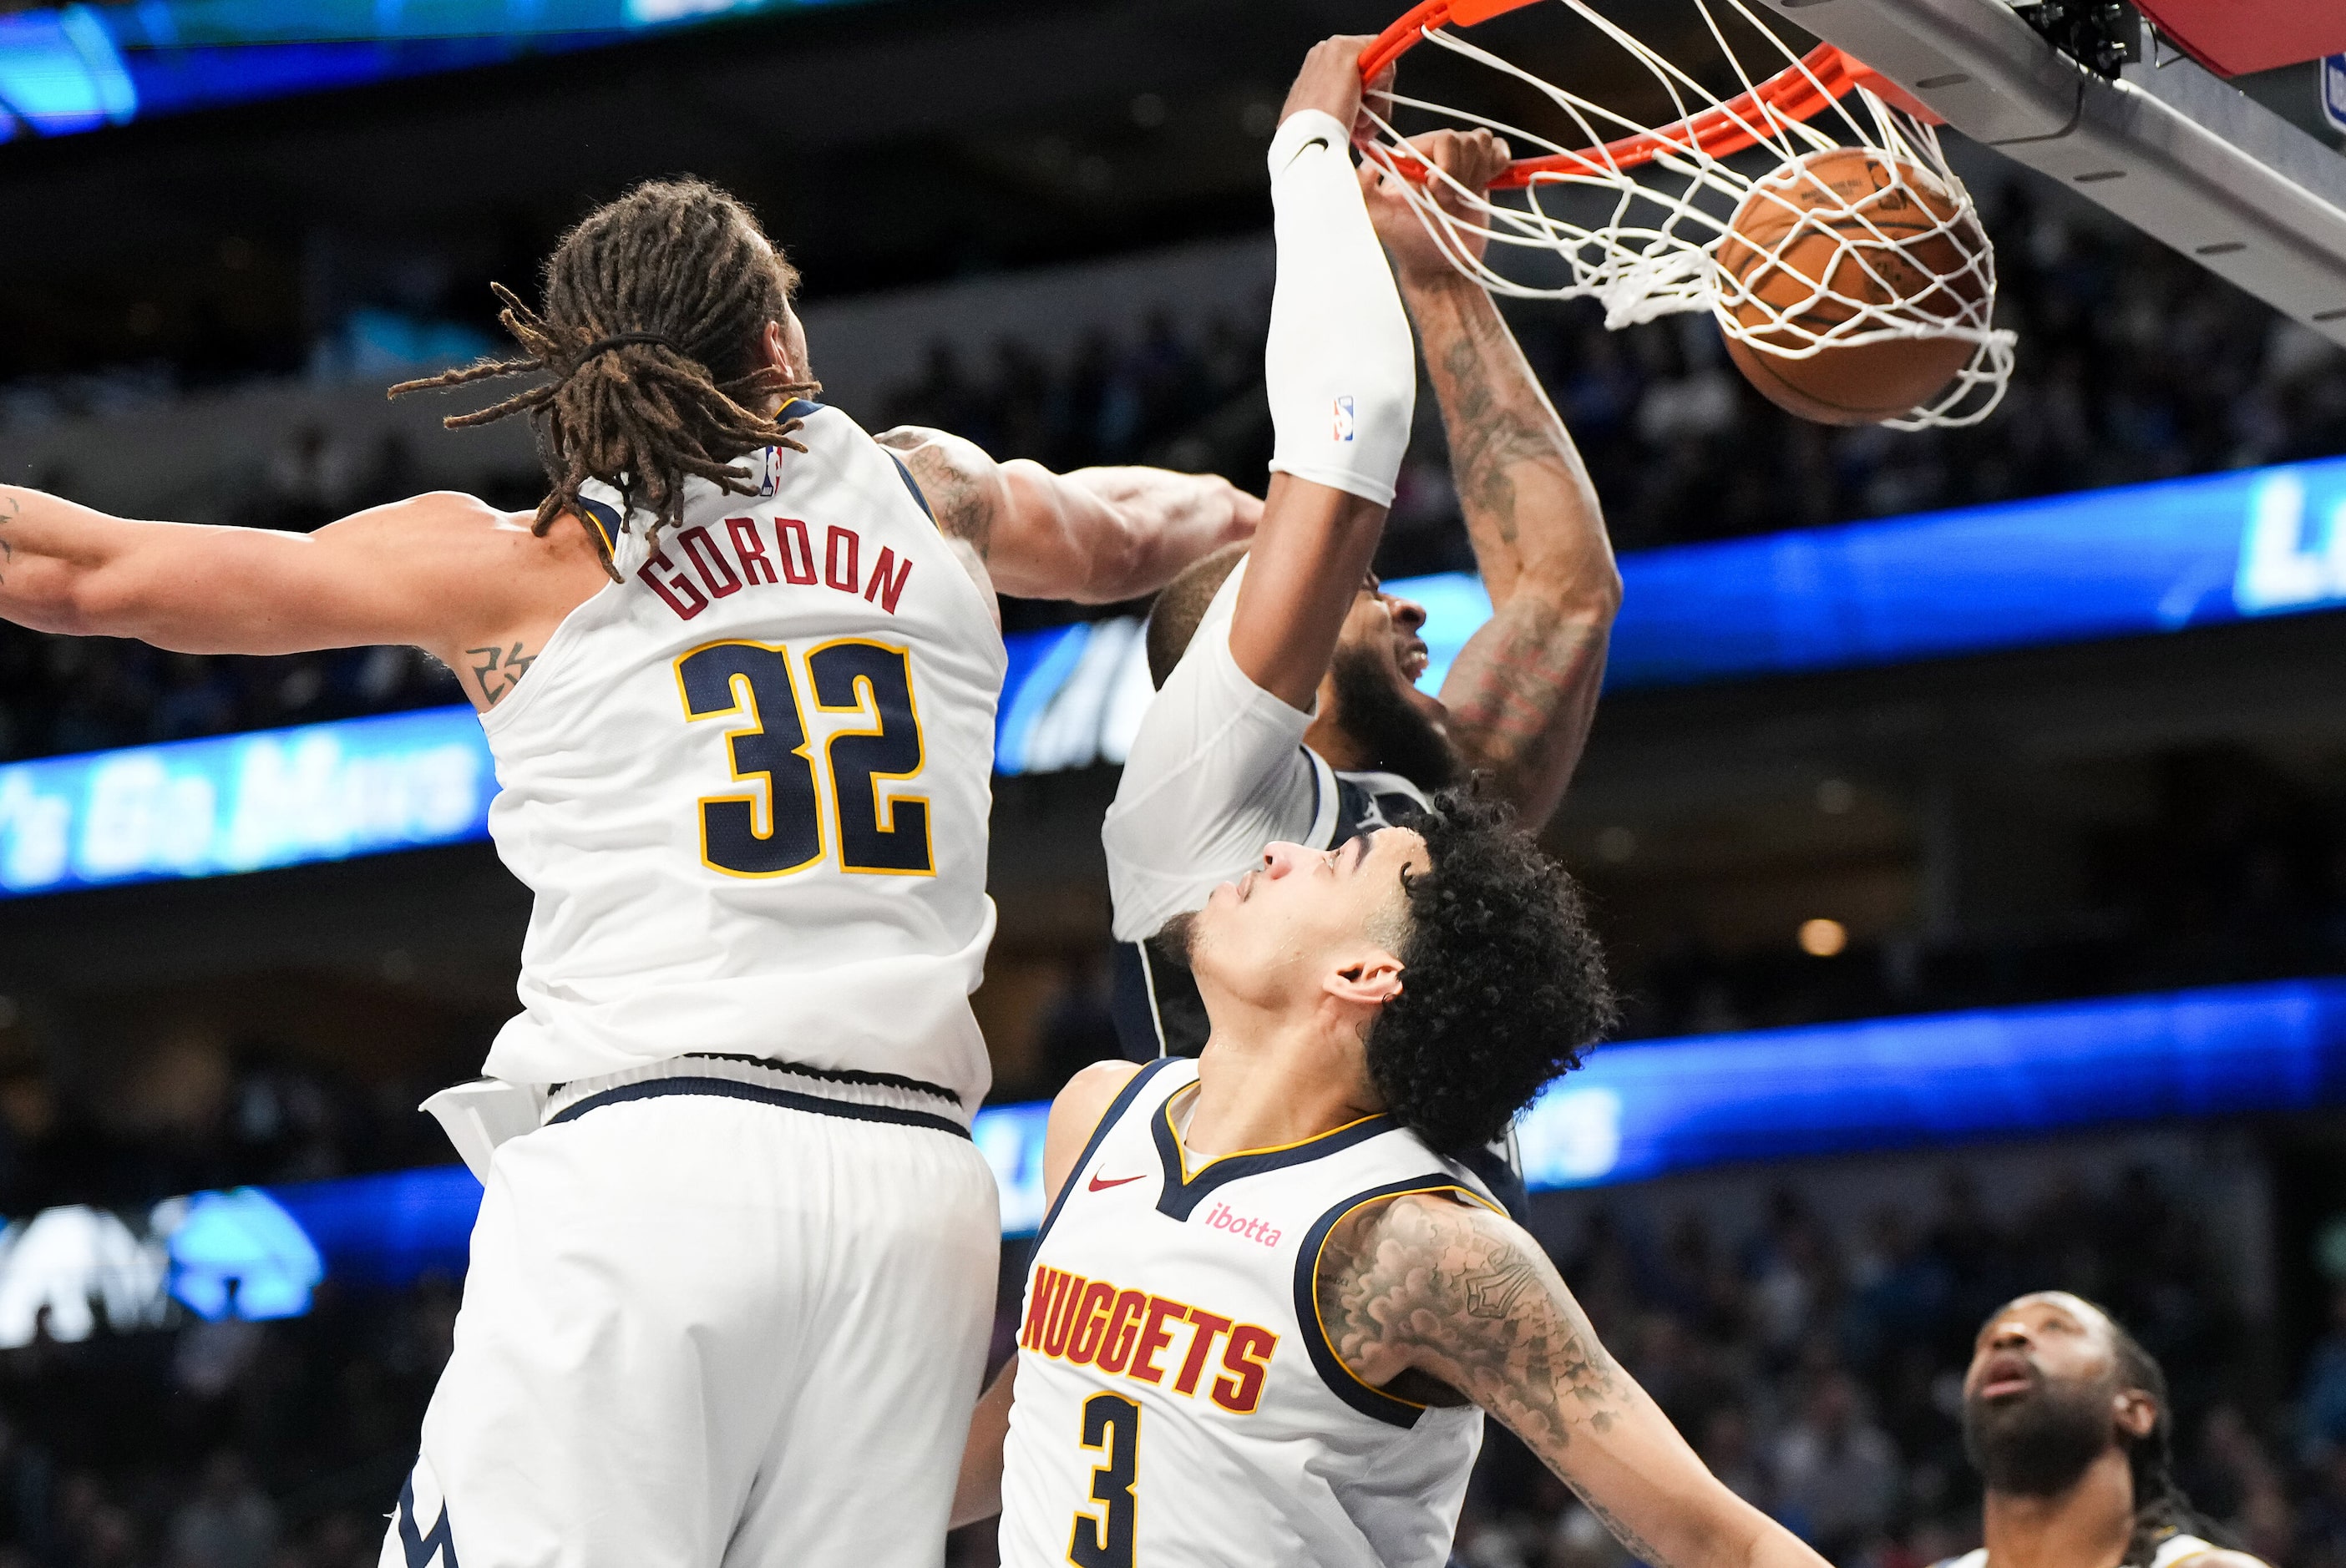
left=2099, top=1305, right=2222, bottom=1568
left=388, top=177, right=818, bottom=577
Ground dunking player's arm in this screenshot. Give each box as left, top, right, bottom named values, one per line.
left=1319, top=1191, right=1831, bottom=1568
left=1368, top=133, right=1622, bottom=827
left=0, top=324, right=1254, bottom=711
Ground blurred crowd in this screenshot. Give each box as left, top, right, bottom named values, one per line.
left=1616, top=742, right=2346, bottom=1043
left=0, top=1275, right=453, bottom=1568
left=0, top=1040, right=461, bottom=1225
left=2, top=190, right=2343, bottom=764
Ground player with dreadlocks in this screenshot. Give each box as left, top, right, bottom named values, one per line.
left=1945, top=1292, right=2267, bottom=1568
left=0, top=176, right=1256, bottom=1568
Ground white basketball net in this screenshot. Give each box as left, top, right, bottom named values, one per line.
left=1357, top=0, right=2016, bottom=428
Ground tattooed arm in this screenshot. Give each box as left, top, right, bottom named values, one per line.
left=1364, top=134, right=1622, bottom=829
left=874, top=427, right=1259, bottom=604
left=0, top=485, right=608, bottom=713
left=1319, top=1193, right=1830, bottom=1568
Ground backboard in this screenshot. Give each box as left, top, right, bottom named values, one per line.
left=1757, top=0, right=2346, bottom=346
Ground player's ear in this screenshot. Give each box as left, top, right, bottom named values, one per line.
left=2113, top=1388, right=2157, bottom=1441
left=761, top=318, right=794, bottom=379
left=1325, top=951, right=1403, bottom=1008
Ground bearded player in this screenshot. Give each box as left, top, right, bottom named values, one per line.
left=944, top=46, right=1833, bottom=1568
left=0, top=179, right=1256, bottom=1566
left=1948, top=1292, right=2267, bottom=1568
left=1104, top=113, right=1621, bottom=1063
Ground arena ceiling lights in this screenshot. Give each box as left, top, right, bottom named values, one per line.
left=0, top=0, right=827, bottom=140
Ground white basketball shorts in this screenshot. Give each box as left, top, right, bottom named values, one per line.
left=380, top=1059, right=1001, bottom=1568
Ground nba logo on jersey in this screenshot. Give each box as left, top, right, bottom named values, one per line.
left=1332, top=394, right=1356, bottom=443
left=2324, top=54, right=2346, bottom=136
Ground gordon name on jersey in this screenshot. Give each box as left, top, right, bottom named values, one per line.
left=996, top=1058, right=1497, bottom=1568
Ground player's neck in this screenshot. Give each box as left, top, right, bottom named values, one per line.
left=1184, top=1026, right=1381, bottom=1161
left=1300, top=711, right=1372, bottom=772
left=1982, top=1449, right=2136, bottom=1568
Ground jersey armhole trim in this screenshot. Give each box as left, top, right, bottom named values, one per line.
left=884, top=450, right=941, bottom=530
left=1292, top=1178, right=1506, bottom=1429
left=1031, top=1056, right=1181, bottom=1249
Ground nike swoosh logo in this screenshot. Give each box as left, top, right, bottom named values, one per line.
left=1276, top=134, right=1332, bottom=173
left=1087, top=1172, right=1147, bottom=1192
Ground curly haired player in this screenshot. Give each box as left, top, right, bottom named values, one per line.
left=0, top=177, right=1255, bottom=1568
left=951, top=792, right=1831, bottom=1568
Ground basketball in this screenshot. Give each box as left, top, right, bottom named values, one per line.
left=1715, top=146, right=1992, bottom=425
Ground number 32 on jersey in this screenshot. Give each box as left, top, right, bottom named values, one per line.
left=675, top=637, right=933, bottom=878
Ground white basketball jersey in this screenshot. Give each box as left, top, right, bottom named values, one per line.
left=476, top=401, right=1005, bottom=1112
left=998, top=1057, right=1497, bottom=1568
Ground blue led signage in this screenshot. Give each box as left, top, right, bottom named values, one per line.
left=1398, top=453, right=2346, bottom=699
left=1509, top=976, right=2346, bottom=1190
left=0, top=706, right=492, bottom=899
left=1596, top=455, right=2346, bottom=690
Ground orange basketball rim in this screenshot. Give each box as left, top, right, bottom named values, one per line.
left=1358, top=0, right=1937, bottom=188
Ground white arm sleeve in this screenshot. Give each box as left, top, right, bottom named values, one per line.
left=1264, top=109, right=1416, bottom=508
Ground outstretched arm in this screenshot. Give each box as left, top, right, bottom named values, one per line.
left=1318, top=1193, right=1831, bottom=1568
left=875, top=428, right=1259, bottom=604
left=1366, top=133, right=1622, bottom=827
left=0, top=486, right=549, bottom=653
left=0, top=486, right=608, bottom=711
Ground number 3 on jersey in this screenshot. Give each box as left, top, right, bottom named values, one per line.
left=1070, top=1393, right=1138, bottom=1568
left=675, top=639, right=934, bottom=878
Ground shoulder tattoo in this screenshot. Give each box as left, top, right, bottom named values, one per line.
left=874, top=427, right=998, bottom=559
left=1316, top=1192, right=1631, bottom=1450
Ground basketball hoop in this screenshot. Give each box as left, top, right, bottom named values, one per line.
left=1355, top=0, right=2016, bottom=428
